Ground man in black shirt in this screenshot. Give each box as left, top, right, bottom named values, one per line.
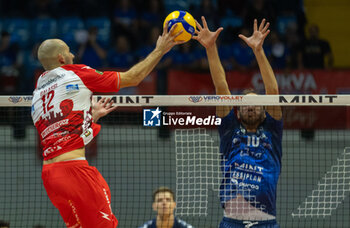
left=298, top=24, right=333, bottom=69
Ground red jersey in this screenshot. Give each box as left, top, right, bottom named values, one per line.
left=31, top=64, right=120, bottom=160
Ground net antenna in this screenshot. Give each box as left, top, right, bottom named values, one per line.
left=292, top=147, right=350, bottom=217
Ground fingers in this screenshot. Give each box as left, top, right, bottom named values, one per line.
left=110, top=105, right=118, bottom=112
left=172, top=29, right=183, bottom=40
left=238, top=34, right=248, bottom=43
left=168, top=23, right=178, bottom=35
left=201, top=16, right=208, bottom=29
left=104, top=98, right=113, bottom=108
left=174, top=40, right=186, bottom=45
left=262, top=29, right=270, bottom=39
left=262, top=22, right=270, bottom=33
left=259, top=18, right=265, bottom=31
left=98, top=97, right=106, bottom=105
left=195, top=20, right=203, bottom=32
left=163, top=20, right=169, bottom=35
left=253, top=19, right=258, bottom=32
left=214, top=27, right=224, bottom=39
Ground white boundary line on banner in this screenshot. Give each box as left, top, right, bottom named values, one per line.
left=1, top=94, right=350, bottom=107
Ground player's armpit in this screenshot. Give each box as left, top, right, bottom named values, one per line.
left=216, top=106, right=233, bottom=118
left=266, top=106, right=282, bottom=120
left=119, top=71, right=137, bottom=88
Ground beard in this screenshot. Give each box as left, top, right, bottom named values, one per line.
left=240, top=111, right=265, bottom=127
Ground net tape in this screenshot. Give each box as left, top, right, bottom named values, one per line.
left=1, top=94, right=350, bottom=107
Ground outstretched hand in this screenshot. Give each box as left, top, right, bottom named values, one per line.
left=156, top=22, right=185, bottom=54
left=192, top=16, right=223, bottom=49
left=92, top=97, right=118, bottom=123
left=238, top=19, right=270, bottom=52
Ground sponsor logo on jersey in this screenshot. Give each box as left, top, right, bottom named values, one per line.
left=95, top=70, right=103, bottom=75
left=43, top=145, right=62, bottom=156
left=41, top=119, right=69, bottom=138
left=37, top=74, right=64, bottom=90
left=279, top=95, right=337, bottom=103
left=100, top=211, right=111, bottom=221
left=66, top=84, right=79, bottom=93
left=84, top=130, right=91, bottom=137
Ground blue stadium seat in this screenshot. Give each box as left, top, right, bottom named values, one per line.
left=3, top=18, right=31, bottom=48
left=85, top=17, right=111, bottom=47
left=32, top=18, right=57, bottom=43
left=277, top=15, right=297, bottom=35
left=164, top=0, right=189, bottom=12
left=58, top=17, right=85, bottom=50
left=220, top=16, right=243, bottom=28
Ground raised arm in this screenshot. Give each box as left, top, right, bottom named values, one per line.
left=119, top=23, right=183, bottom=88
left=239, top=19, right=282, bottom=120
left=193, top=17, right=231, bottom=118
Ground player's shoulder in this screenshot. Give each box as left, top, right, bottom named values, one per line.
left=61, top=64, right=94, bottom=72
left=138, top=219, right=155, bottom=228
left=176, top=218, right=194, bottom=228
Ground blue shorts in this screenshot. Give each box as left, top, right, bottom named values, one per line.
left=219, top=217, right=280, bottom=228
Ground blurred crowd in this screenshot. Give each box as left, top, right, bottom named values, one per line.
left=0, top=0, right=333, bottom=94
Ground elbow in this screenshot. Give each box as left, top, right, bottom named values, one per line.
left=120, top=71, right=141, bottom=88
left=131, top=79, right=141, bottom=87
left=124, top=79, right=140, bottom=88
left=266, top=87, right=279, bottom=95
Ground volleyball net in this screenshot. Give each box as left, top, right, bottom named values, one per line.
left=0, top=94, right=350, bottom=228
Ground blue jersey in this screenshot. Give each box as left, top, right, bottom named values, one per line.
left=139, top=217, right=193, bottom=228
left=218, top=109, right=283, bottom=216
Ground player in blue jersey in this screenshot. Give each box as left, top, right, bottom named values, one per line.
left=139, top=187, right=193, bottom=228
left=193, top=17, right=282, bottom=228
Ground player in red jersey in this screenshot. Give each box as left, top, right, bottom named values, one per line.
left=31, top=23, right=183, bottom=228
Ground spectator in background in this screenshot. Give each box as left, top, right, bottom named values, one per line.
left=266, top=31, right=291, bottom=69
left=298, top=24, right=333, bottom=140
left=135, top=26, right=172, bottom=70
left=285, top=23, right=301, bottom=69
left=139, top=187, right=193, bottom=228
left=171, top=43, right=198, bottom=71
left=57, top=0, right=82, bottom=17
left=21, top=42, right=41, bottom=94
left=193, top=0, right=219, bottom=30
left=227, top=27, right=257, bottom=71
left=108, top=35, right=135, bottom=69
left=245, top=0, right=276, bottom=27
left=27, top=0, right=57, bottom=18
left=139, top=0, right=165, bottom=41
left=0, top=220, right=10, bottom=228
left=298, top=24, right=333, bottom=69
left=0, top=31, right=21, bottom=94
left=77, top=26, right=107, bottom=69
left=112, top=0, right=138, bottom=44
left=218, top=0, right=247, bottom=18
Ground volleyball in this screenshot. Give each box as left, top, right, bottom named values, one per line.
left=163, top=11, right=196, bottom=42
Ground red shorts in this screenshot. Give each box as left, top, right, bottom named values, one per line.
left=42, top=160, right=118, bottom=228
